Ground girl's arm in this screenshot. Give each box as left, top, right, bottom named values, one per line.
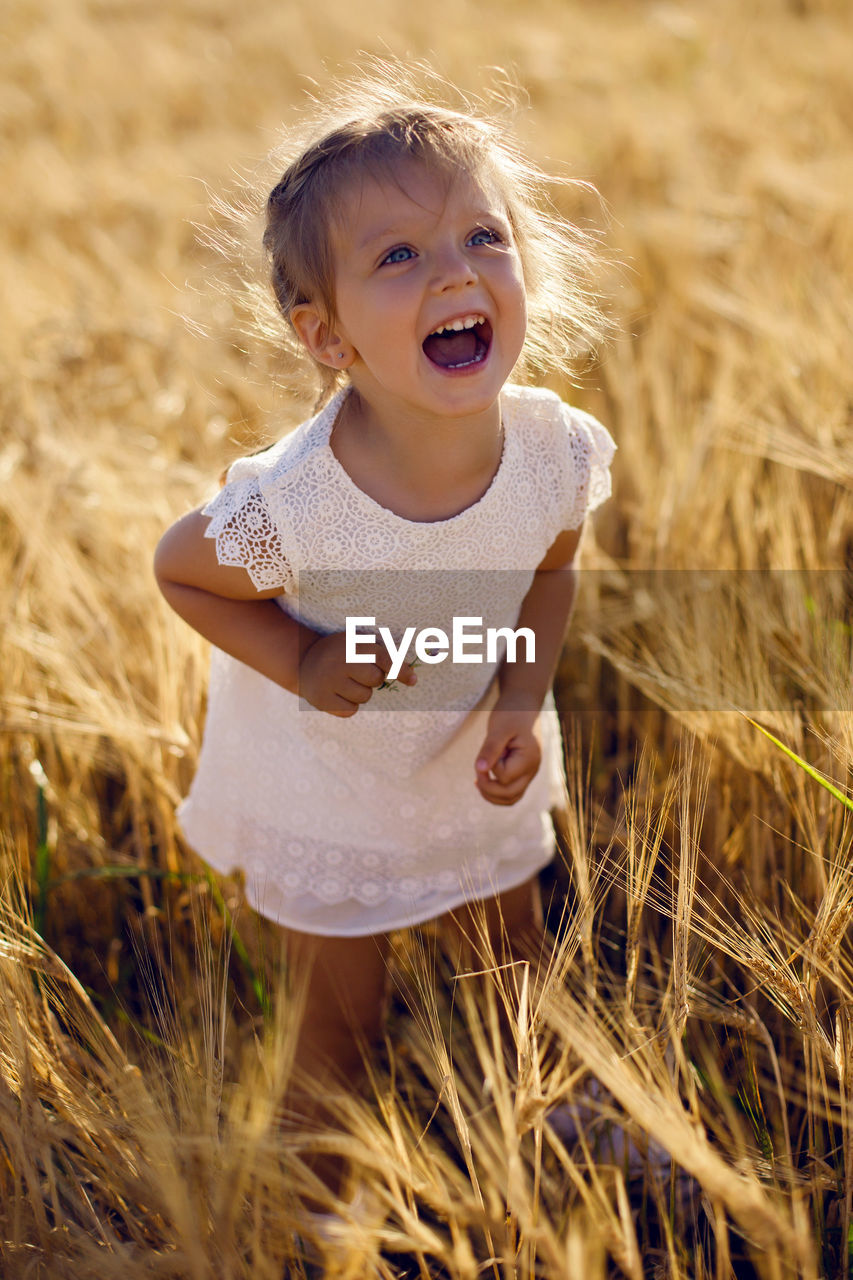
left=154, top=510, right=414, bottom=715
left=474, top=526, right=582, bottom=805
left=155, top=509, right=316, bottom=693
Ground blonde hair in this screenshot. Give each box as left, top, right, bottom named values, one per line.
left=218, top=64, right=609, bottom=407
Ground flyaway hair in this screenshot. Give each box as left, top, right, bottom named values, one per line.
left=204, top=60, right=611, bottom=407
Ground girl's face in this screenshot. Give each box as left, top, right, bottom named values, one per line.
left=318, top=160, right=527, bottom=424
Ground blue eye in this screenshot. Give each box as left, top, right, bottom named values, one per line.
left=468, top=227, right=502, bottom=246
left=381, top=245, right=415, bottom=265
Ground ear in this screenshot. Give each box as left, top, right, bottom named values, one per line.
left=290, top=302, right=354, bottom=369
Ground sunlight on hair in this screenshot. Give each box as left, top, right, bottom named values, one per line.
left=199, top=56, right=612, bottom=409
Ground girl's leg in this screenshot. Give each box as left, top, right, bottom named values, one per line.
left=276, top=925, right=391, bottom=1197
left=438, top=873, right=544, bottom=969
left=279, top=926, right=392, bottom=1080
left=435, top=875, right=546, bottom=1070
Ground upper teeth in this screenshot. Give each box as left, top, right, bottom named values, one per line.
left=429, top=314, right=485, bottom=336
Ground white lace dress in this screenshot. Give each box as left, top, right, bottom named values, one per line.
left=177, top=383, right=614, bottom=936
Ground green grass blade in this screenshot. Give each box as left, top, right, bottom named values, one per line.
left=42, top=864, right=269, bottom=1019
left=203, top=870, right=270, bottom=1020
left=744, top=716, right=853, bottom=814
left=46, top=866, right=198, bottom=890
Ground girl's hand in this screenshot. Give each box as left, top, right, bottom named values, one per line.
left=298, top=631, right=417, bottom=717
left=474, top=710, right=542, bottom=806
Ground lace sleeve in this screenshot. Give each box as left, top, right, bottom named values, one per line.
left=201, top=477, right=295, bottom=593
left=559, top=406, right=616, bottom=532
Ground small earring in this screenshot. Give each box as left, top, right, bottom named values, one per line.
left=337, top=351, right=345, bottom=360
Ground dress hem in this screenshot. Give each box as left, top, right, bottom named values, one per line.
left=200, top=848, right=555, bottom=938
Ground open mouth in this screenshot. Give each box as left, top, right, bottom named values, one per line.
left=422, top=315, right=493, bottom=370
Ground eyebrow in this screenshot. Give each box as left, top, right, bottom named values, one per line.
left=357, top=225, right=407, bottom=251
left=356, top=209, right=510, bottom=253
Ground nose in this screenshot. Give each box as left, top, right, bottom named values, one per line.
left=430, top=243, right=478, bottom=292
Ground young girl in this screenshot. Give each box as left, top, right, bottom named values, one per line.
left=154, top=74, right=614, bottom=1098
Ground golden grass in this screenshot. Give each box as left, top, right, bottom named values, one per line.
left=3, top=0, right=853, bottom=1274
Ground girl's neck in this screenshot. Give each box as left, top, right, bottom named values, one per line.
left=330, top=385, right=505, bottom=523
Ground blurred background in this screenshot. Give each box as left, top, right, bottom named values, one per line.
left=2, top=1, right=853, bottom=1275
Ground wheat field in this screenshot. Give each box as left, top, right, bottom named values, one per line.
left=2, top=0, right=852, bottom=1276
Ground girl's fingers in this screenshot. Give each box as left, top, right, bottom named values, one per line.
left=477, top=774, right=532, bottom=805
left=492, top=754, right=524, bottom=784
left=344, top=677, right=376, bottom=704
left=373, top=650, right=393, bottom=678
left=475, top=741, right=541, bottom=804
left=329, top=694, right=360, bottom=717
left=493, top=745, right=540, bottom=784
left=476, top=763, right=534, bottom=801
left=354, top=662, right=391, bottom=689
left=354, top=658, right=417, bottom=688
